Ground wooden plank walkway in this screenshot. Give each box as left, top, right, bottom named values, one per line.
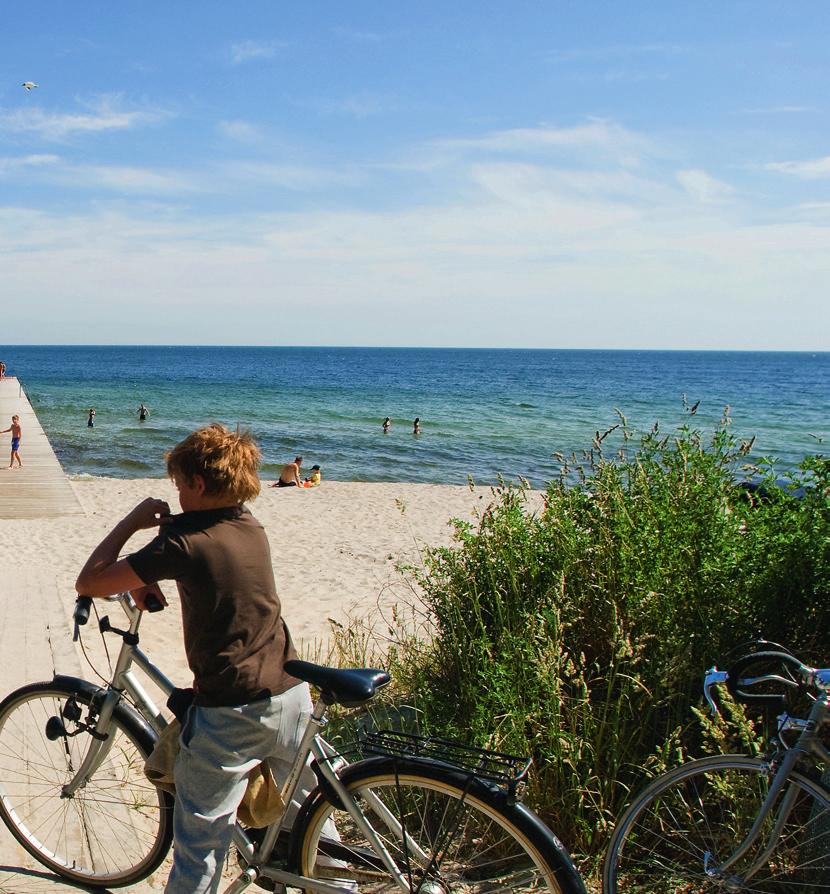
left=0, top=384, right=178, bottom=890
left=0, top=568, right=175, bottom=893
left=0, top=378, right=82, bottom=518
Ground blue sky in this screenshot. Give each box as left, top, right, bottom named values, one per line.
left=2, top=2, right=829, bottom=348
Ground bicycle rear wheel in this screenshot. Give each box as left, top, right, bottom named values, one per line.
left=295, top=757, right=585, bottom=894
left=603, top=754, right=830, bottom=893
left=0, top=680, right=173, bottom=887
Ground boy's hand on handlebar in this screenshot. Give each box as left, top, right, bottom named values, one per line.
left=125, top=498, right=172, bottom=531
left=130, top=584, right=168, bottom=612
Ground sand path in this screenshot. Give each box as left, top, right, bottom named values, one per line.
left=0, top=476, right=533, bottom=892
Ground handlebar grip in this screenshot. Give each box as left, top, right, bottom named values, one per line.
left=74, top=596, right=93, bottom=626
left=726, top=650, right=802, bottom=710
left=144, top=591, right=165, bottom=613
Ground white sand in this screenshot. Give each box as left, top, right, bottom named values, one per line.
left=0, top=477, right=528, bottom=689
left=0, top=477, right=544, bottom=892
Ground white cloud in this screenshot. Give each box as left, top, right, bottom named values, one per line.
left=332, top=26, right=385, bottom=42
left=741, top=105, right=815, bottom=115
left=0, top=94, right=170, bottom=141
left=438, top=120, right=648, bottom=155
left=318, top=92, right=396, bottom=119
left=416, top=121, right=656, bottom=175
left=548, top=43, right=687, bottom=63
left=766, top=156, right=830, bottom=179
left=221, top=160, right=364, bottom=191
left=1, top=185, right=828, bottom=349
left=0, top=118, right=827, bottom=348
left=0, top=154, right=60, bottom=174
left=68, top=165, right=200, bottom=194
left=229, top=40, right=285, bottom=64
left=676, top=169, right=736, bottom=204
left=217, top=119, right=263, bottom=143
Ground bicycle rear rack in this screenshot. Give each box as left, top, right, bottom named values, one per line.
left=355, top=730, right=532, bottom=800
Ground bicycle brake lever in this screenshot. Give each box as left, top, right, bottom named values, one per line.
left=704, top=667, right=729, bottom=716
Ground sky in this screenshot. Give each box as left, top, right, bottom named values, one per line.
left=2, top=2, right=829, bottom=349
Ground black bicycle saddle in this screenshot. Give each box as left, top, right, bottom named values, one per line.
left=284, top=659, right=391, bottom=707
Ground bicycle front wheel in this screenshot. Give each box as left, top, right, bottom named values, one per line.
left=295, top=757, right=585, bottom=894
left=603, top=754, right=830, bottom=893
left=0, top=680, right=173, bottom=887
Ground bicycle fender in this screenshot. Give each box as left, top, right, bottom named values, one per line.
left=50, top=674, right=160, bottom=754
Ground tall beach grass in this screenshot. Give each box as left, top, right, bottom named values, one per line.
left=326, top=408, right=829, bottom=872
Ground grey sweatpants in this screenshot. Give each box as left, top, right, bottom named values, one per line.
left=165, top=682, right=315, bottom=894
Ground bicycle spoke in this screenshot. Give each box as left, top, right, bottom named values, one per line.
left=0, top=685, right=172, bottom=886
left=606, top=757, right=830, bottom=893
left=301, top=770, right=566, bottom=894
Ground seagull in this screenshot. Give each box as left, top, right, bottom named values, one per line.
left=22, top=82, right=38, bottom=91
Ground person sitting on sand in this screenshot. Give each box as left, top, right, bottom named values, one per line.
left=272, top=455, right=303, bottom=488
left=303, top=465, right=322, bottom=488
left=2, top=415, right=22, bottom=468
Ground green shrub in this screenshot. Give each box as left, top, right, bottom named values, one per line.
left=328, top=410, right=829, bottom=872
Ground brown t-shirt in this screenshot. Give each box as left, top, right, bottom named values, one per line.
left=126, top=504, right=299, bottom=707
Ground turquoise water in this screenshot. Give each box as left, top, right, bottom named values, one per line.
left=1, top=346, right=827, bottom=486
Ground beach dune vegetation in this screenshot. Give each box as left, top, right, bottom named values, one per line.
left=329, top=408, right=829, bottom=870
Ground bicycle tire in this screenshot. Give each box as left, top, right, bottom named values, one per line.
left=0, top=679, right=174, bottom=887
left=293, top=756, right=586, bottom=894
left=603, top=754, right=830, bottom=893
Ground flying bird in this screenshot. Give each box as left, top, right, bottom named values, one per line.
left=22, top=82, right=38, bottom=91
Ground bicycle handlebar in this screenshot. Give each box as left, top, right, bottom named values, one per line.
left=705, top=648, right=830, bottom=716
left=74, top=596, right=93, bottom=639
left=726, top=650, right=806, bottom=711
left=73, top=591, right=164, bottom=640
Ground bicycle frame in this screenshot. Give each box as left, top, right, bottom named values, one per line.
left=706, top=685, right=830, bottom=884
left=70, top=595, right=432, bottom=894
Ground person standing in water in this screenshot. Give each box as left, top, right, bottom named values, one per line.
left=87, top=408, right=96, bottom=428
left=382, top=417, right=391, bottom=434
left=413, top=417, right=421, bottom=435
left=138, top=403, right=150, bottom=422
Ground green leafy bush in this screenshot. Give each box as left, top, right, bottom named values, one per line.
left=329, top=410, right=829, bottom=871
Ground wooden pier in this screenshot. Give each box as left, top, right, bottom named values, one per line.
left=0, top=377, right=83, bottom=518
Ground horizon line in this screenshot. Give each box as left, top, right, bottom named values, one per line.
left=2, top=344, right=829, bottom=354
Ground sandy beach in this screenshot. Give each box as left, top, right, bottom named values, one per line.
left=0, top=475, right=547, bottom=893
left=0, top=476, right=524, bottom=688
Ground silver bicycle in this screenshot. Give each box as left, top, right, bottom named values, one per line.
left=0, top=593, right=586, bottom=894
left=603, top=642, right=830, bottom=892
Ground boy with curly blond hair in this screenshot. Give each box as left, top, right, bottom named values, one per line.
left=76, top=424, right=310, bottom=894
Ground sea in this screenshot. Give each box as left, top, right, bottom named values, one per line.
left=1, top=346, right=827, bottom=487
